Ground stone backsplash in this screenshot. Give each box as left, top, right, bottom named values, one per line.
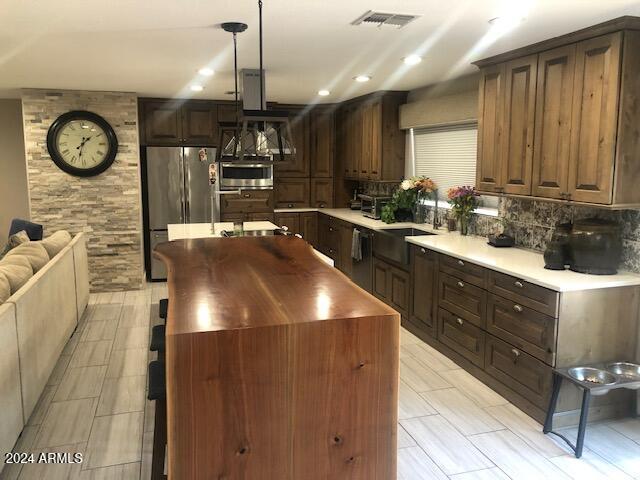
left=21, top=89, right=144, bottom=291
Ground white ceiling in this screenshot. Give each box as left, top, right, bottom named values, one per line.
left=1, top=0, right=639, bottom=104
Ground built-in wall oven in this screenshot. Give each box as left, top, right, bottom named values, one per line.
left=219, top=162, right=273, bottom=190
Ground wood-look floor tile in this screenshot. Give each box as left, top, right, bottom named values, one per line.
left=402, top=342, right=460, bottom=372
left=469, top=430, right=569, bottom=480
left=62, top=329, right=82, bottom=357
left=398, top=380, right=437, bottom=420
left=400, top=328, right=421, bottom=346
left=84, top=412, right=143, bottom=469
left=47, top=355, right=71, bottom=386
left=400, top=357, right=451, bottom=393
left=54, top=366, right=107, bottom=402
left=397, top=446, right=448, bottom=480
left=550, top=450, right=632, bottom=480
left=36, top=398, right=98, bottom=448
left=69, top=341, right=113, bottom=368
left=607, top=418, right=640, bottom=442
left=117, top=304, right=151, bottom=329
left=17, top=443, right=84, bottom=480
left=105, top=349, right=148, bottom=378
left=143, top=399, right=155, bottom=433
left=397, top=424, right=417, bottom=449
left=80, top=320, right=118, bottom=342
left=26, top=385, right=56, bottom=426
left=562, top=424, right=640, bottom=477
left=96, top=376, right=146, bottom=416
left=112, top=327, right=149, bottom=351
left=139, top=431, right=153, bottom=480
left=443, top=368, right=508, bottom=408
left=400, top=415, right=493, bottom=475
left=485, top=404, right=568, bottom=458
left=0, top=426, right=39, bottom=480
left=89, top=305, right=122, bottom=322
left=75, top=462, right=141, bottom=479
left=420, top=388, right=504, bottom=436
left=449, top=467, right=511, bottom=479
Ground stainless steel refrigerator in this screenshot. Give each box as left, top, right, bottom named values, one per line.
left=146, top=146, right=218, bottom=280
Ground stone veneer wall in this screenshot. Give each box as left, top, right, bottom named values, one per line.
left=21, top=89, right=144, bottom=291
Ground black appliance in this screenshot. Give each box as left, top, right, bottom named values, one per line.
left=351, top=228, right=374, bottom=293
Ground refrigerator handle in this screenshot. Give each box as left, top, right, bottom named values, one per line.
left=185, top=153, right=191, bottom=222
left=181, top=149, right=187, bottom=223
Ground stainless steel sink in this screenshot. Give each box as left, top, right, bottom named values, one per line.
left=373, top=228, right=435, bottom=265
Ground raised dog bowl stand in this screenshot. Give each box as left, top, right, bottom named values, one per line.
left=544, top=362, right=640, bottom=458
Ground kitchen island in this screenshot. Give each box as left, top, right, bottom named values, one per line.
left=154, top=235, right=399, bottom=480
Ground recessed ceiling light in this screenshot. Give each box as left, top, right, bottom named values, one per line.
left=354, top=75, right=371, bottom=83
left=318, top=89, right=330, bottom=96
left=198, top=67, right=215, bottom=76
left=403, top=54, right=422, bottom=66
left=190, top=85, right=204, bottom=92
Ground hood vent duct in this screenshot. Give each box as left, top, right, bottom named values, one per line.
left=351, top=10, right=420, bottom=28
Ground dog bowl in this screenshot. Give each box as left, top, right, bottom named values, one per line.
left=568, top=367, right=617, bottom=386
left=607, top=362, right=640, bottom=386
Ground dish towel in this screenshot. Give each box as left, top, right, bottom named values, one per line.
left=351, top=228, right=362, bottom=262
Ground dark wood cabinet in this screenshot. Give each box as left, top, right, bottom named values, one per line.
left=437, top=308, right=486, bottom=368
left=476, top=64, right=505, bottom=193
left=317, top=214, right=340, bottom=261
left=181, top=102, right=218, bottom=146
left=246, top=212, right=274, bottom=222
left=274, top=107, right=309, bottom=177
left=141, top=99, right=220, bottom=146
left=438, top=272, right=487, bottom=328
left=410, top=246, right=438, bottom=337
left=310, top=109, right=334, bottom=177
left=142, top=100, right=183, bottom=145
left=274, top=178, right=310, bottom=209
left=300, top=212, right=318, bottom=247
left=310, top=178, right=333, bottom=208
left=274, top=212, right=301, bottom=234
left=221, top=189, right=274, bottom=215
left=373, top=257, right=410, bottom=318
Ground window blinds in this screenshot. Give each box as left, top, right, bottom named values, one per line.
left=413, top=123, right=478, bottom=200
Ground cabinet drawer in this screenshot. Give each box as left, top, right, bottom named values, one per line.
left=485, top=335, right=552, bottom=409
left=437, top=308, right=485, bottom=367
left=488, top=271, right=559, bottom=317
left=275, top=178, right=310, bottom=208
left=317, top=215, right=340, bottom=259
left=221, top=189, right=274, bottom=214
left=438, top=272, right=487, bottom=328
left=487, top=294, right=557, bottom=365
left=439, top=254, right=487, bottom=288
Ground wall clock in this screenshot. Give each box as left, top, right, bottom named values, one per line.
left=46, top=110, right=118, bottom=177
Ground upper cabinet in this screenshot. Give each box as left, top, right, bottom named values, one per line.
left=474, top=18, right=640, bottom=207
left=337, top=91, right=407, bottom=182
left=274, top=105, right=309, bottom=177
left=140, top=99, right=221, bottom=146
left=309, top=107, right=335, bottom=178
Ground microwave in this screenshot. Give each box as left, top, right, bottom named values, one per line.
left=359, top=194, right=391, bottom=219
left=219, top=162, right=274, bottom=190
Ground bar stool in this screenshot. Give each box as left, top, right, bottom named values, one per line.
left=159, top=298, right=168, bottom=322
left=148, top=360, right=167, bottom=480
left=150, top=325, right=166, bottom=360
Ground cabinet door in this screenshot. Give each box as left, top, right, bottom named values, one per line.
left=310, top=110, right=334, bottom=177
left=274, top=178, right=310, bottom=208
left=275, top=108, right=309, bottom=177
left=501, top=55, right=537, bottom=195
left=337, top=222, right=354, bottom=277
left=299, top=212, right=318, bottom=247
left=221, top=189, right=274, bottom=214
left=274, top=212, right=300, bottom=233
left=410, top=246, right=438, bottom=337
left=532, top=45, right=576, bottom=199
left=348, top=105, right=362, bottom=179
left=389, top=265, right=410, bottom=318
left=369, top=100, right=383, bottom=181
left=246, top=212, right=275, bottom=222
left=437, top=308, right=486, bottom=367
left=360, top=102, right=373, bottom=180
left=477, top=64, right=506, bottom=192
left=568, top=33, right=622, bottom=204
left=373, top=258, right=391, bottom=303
left=217, top=103, right=238, bottom=123
left=143, top=101, right=182, bottom=145
left=310, top=178, right=334, bottom=208
left=181, top=102, right=218, bottom=146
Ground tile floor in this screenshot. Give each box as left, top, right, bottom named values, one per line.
left=1, top=283, right=639, bottom=479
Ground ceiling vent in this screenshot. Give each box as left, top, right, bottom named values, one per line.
left=351, top=10, right=420, bottom=28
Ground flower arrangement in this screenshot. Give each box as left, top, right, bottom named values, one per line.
left=381, top=176, right=437, bottom=224
left=447, top=185, right=480, bottom=235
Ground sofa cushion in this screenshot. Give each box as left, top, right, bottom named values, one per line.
left=4, top=243, right=50, bottom=273
left=40, top=231, right=72, bottom=258
left=0, top=273, right=9, bottom=304
left=0, top=230, right=30, bottom=260
left=0, top=256, right=33, bottom=294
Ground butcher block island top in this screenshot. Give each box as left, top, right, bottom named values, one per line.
left=154, top=235, right=400, bottom=480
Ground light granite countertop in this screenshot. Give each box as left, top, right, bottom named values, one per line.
left=315, top=208, right=640, bottom=293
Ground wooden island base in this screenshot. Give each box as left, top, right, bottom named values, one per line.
left=155, top=236, right=400, bottom=480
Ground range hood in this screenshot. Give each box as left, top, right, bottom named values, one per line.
left=218, top=2, right=295, bottom=163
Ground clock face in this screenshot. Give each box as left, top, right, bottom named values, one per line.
left=46, top=111, right=118, bottom=177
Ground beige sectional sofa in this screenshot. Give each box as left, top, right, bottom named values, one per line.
left=0, top=232, right=89, bottom=468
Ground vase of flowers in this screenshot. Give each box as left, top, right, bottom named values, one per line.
left=447, top=186, right=480, bottom=236
left=381, top=176, right=437, bottom=224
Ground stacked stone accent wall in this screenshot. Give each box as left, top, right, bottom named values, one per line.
left=21, top=89, right=144, bottom=291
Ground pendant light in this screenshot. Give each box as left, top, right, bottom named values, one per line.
left=218, top=1, right=295, bottom=162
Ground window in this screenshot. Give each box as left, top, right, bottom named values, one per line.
left=411, top=123, right=498, bottom=212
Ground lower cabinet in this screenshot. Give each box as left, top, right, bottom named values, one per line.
left=299, top=212, right=318, bottom=247
left=275, top=178, right=310, bottom=208
left=221, top=189, right=274, bottom=215
left=274, top=212, right=301, bottom=234
left=373, top=257, right=410, bottom=318
left=437, top=308, right=486, bottom=367
left=410, top=246, right=438, bottom=337
left=221, top=212, right=275, bottom=222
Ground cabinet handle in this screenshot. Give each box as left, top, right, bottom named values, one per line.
left=243, top=193, right=251, bottom=198
left=457, top=281, right=465, bottom=288
left=457, top=260, right=465, bottom=267
left=513, top=304, right=523, bottom=313
left=456, top=318, right=464, bottom=326
left=288, top=203, right=294, bottom=208
left=420, top=248, right=426, bottom=254
left=511, top=348, right=521, bottom=358
left=319, top=203, right=325, bottom=208
left=329, top=227, right=334, bottom=232
left=514, top=281, right=524, bottom=288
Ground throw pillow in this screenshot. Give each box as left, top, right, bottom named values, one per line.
left=0, top=255, right=33, bottom=293
left=4, top=242, right=50, bottom=272
left=40, top=230, right=72, bottom=258
left=0, top=230, right=30, bottom=260
left=0, top=272, right=10, bottom=304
